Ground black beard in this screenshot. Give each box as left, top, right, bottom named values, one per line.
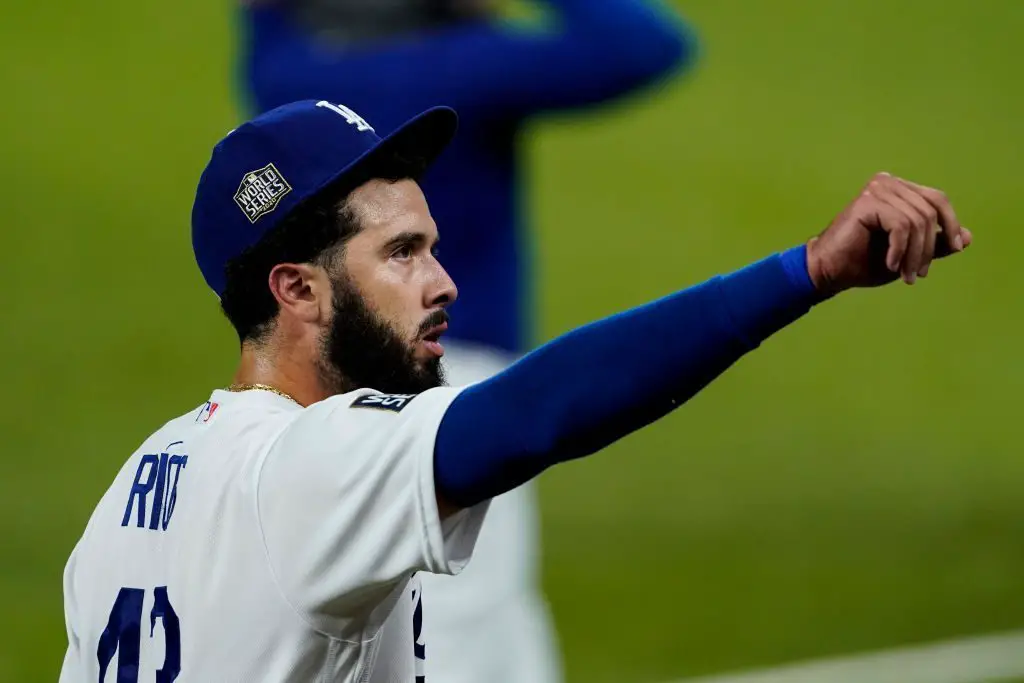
left=318, top=275, right=447, bottom=395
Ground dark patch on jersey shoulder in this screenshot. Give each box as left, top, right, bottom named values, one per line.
left=350, top=393, right=418, bottom=413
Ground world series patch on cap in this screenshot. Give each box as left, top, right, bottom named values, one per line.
left=191, top=100, right=459, bottom=297
left=233, top=163, right=293, bottom=224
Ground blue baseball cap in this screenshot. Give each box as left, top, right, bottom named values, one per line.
left=191, top=100, right=458, bottom=296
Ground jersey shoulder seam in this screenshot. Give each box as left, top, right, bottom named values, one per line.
left=252, top=413, right=371, bottom=644
left=252, top=418, right=340, bottom=639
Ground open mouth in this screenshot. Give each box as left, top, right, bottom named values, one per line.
left=419, top=322, right=448, bottom=357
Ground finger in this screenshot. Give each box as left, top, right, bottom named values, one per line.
left=934, top=226, right=973, bottom=259
left=886, top=182, right=939, bottom=276
left=872, top=202, right=911, bottom=272
left=921, top=224, right=937, bottom=277
left=902, top=217, right=926, bottom=284
left=873, top=187, right=929, bottom=282
left=897, top=178, right=963, bottom=253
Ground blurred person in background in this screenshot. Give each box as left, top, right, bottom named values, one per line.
left=237, top=1, right=695, bottom=681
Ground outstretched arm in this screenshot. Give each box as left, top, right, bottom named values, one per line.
left=433, top=174, right=971, bottom=512
left=435, top=248, right=815, bottom=510
left=244, top=1, right=695, bottom=118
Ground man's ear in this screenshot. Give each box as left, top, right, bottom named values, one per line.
left=268, top=263, right=329, bottom=325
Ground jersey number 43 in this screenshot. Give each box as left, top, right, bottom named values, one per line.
left=98, top=586, right=180, bottom=683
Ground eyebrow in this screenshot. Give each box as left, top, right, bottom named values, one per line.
left=382, top=231, right=440, bottom=251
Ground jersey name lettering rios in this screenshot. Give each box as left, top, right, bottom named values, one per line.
left=121, top=441, right=188, bottom=531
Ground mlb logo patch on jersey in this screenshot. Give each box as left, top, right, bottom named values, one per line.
left=195, top=401, right=219, bottom=424
left=351, top=393, right=417, bottom=413
left=233, top=163, right=292, bottom=223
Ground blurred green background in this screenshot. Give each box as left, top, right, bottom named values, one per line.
left=1, top=1, right=1022, bottom=682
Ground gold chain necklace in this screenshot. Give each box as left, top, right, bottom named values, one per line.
left=226, top=383, right=300, bottom=405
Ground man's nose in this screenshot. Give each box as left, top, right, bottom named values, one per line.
left=427, top=263, right=458, bottom=309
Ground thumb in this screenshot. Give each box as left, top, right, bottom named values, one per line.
left=935, top=226, right=973, bottom=259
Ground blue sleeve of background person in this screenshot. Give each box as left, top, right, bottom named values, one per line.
left=434, top=246, right=819, bottom=508
left=244, top=0, right=695, bottom=118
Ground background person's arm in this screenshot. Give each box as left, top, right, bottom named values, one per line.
left=244, top=1, right=695, bottom=118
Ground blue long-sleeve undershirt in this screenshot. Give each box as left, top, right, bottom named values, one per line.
left=434, top=247, right=821, bottom=508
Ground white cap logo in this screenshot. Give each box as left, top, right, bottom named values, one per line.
left=316, top=101, right=375, bottom=133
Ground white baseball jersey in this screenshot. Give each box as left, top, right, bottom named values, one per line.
left=58, top=386, right=489, bottom=683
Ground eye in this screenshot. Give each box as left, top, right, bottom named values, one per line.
left=392, top=243, right=414, bottom=260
